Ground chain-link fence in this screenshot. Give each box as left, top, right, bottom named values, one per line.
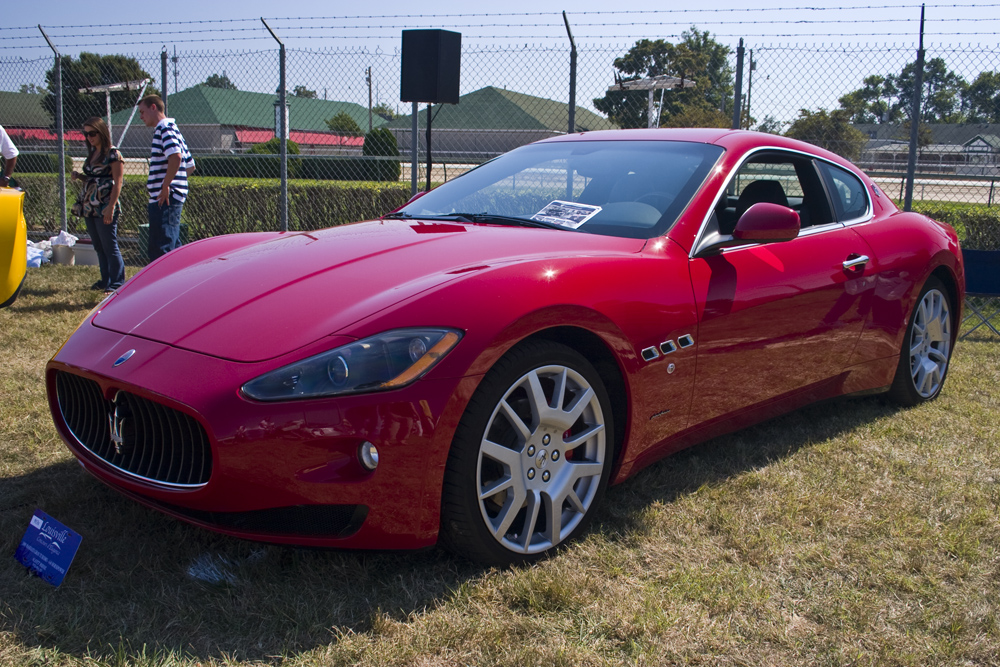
left=2, top=29, right=999, bottom=264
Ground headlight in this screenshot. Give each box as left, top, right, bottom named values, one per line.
left=241, top=328, right=463, bottom=401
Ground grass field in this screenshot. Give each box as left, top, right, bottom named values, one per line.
left=2, top=264, right=999, bottom=667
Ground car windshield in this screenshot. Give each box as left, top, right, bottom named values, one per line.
left=391, top=140, right=725, bottom=239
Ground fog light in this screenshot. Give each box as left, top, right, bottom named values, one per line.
left=358, top=441, right=379, bottom=471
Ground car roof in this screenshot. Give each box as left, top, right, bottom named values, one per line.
left=539, top=128, right=861, bottom=173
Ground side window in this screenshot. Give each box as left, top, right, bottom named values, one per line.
left=714, top=153, right=829, bottom=234
left=820, top=162, right=869, bottom=222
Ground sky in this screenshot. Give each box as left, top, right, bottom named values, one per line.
left=4, top=0, right=1000, bottom=123
left=7, top=0, right=999, bottom=58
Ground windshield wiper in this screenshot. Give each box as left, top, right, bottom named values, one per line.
left=466, top=214, right=569, bottom=230
left=384, top=212, right=569, bottom=230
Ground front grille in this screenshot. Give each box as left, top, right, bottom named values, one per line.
left=56, top=371, right=212, bottom=487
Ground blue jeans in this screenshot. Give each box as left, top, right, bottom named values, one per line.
left=85, top=211, right=125, bottom=289
left=147, top=199, right=184, bottom=261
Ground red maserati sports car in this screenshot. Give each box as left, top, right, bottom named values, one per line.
left=47, top=129, right=964, bottom=565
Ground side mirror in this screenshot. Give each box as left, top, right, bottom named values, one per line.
left=733, top=202, right=800, bottom=243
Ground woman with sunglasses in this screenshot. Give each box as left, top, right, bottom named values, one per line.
left=71, top=117, right=124, bottom=292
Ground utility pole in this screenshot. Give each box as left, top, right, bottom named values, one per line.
left=172, top=46, right=179, bottom=94
left=367, top=67, right=373, bottom=132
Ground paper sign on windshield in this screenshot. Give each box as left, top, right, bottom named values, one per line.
left=531, top=201, right=602, bottom=229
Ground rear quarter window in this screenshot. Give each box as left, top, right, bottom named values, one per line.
left=819, top=162, right=870, bottom=222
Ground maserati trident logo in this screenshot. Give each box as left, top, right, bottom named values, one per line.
left=108, top=393, right=129, bottom=455
left=113, top=349, right=136, bottom=367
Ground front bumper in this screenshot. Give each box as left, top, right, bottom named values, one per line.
left=47, top=321, right=480, bottom=550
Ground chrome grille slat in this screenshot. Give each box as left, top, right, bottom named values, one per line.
left=55, top=371, right=211, bottom=487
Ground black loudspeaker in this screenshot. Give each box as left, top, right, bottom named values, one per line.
left=400, top=29, right=461, bottom=104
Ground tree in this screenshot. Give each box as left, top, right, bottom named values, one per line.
left=44, top=53, right=158, bottom=130
left=248, top=137, right=300, bottom=154
left=895, top=58, right=966, bottom=123
left=838, top=75, right=900, bottom=124
left=362, top=127, right=400, bottom=181
left=898, top=120, right=934, bottom=149
left=372, top=102, right=397, bottom=121
left=292, top=85, right=317, bottom=99
left=785, top=108, right=867, bottom=161
left=19, top=83, right=47, bottom=95
left=204, top=73, right=237, bottom=89
left=963, top=71, right=1000, bottom=123
left=838, top=58, right=965, bottom=124
left=593, top=27, right=733, bottom=129
left=326, top=112, right=362, bottom=136
left=755, top=115, right=786, bottom=135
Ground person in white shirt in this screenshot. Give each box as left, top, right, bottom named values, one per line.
left=138, top=95, right=194, bottom=260
left=0, top=124, right=19, bottom=187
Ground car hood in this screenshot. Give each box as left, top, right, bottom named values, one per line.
left=92, top=219, right=646, bottom=362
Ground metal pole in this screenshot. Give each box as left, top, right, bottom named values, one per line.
left=105, top=91, right=112, bottom=145
left=367, top=67, right=373, bottom=133
left=731, top=39, right=744, bottom=130
left=563, top=11, right=577, bottom=135
left=904, top=5, right=925, bottom=212
left=745, top=50, right=755, bottom=130
left=39, top=26, right=66, bottom=232
left=161, top=48, right=168, bottom=115
left=411, top=102, right=418, bottom=196
left=262, top=19, right=288, bottom=232
left=426, top=104, right=433, bottom=192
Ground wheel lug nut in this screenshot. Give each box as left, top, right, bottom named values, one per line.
left=527, top=445, right=535, bottom=456
left=542, top=470, right=550, bottom=482
left=527, top=468, right=535, bottom=480
left=552, top=450, right=560, bottom=461
left=542, top=434, right=551, bottom=445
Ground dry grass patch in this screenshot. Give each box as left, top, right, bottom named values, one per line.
left=1, top=264, right=999, bottom=666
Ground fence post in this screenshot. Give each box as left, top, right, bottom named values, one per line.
left=904, top=5, right=926, bottom=212
left=38, top=26, right=66, bottom=232
left=731, top=38, right=744, bottom=130
left=411, top=102, right=418, bottom=196
left=563, top=11, right=577, bottom=135
left=161, top=48, right=168, bottom=115
left=262, top=19, right=288, bottom=232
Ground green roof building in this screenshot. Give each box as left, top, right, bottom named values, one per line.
left=386, top=86, right=614, bottom=159
left=109, top=84, right=384, bottom=155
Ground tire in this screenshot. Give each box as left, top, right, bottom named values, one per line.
left=440, top=340, right=615, bottom=566
left=887, top=276, right=954, bottom=406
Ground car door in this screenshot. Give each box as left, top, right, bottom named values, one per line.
left=686, top=151, right=878, bottom=426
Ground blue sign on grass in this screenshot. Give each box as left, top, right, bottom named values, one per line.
left=14, top=510, right=82, bottom=587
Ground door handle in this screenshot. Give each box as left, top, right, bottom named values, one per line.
left=843, top=254, right=869, bottom=271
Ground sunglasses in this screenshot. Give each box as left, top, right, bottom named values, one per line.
left=83, top=130, right=99, bottom=138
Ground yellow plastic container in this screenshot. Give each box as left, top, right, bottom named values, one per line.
left=0, top=186, right=27, bottom=308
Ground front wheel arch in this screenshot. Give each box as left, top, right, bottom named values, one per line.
left=439, top=339, right=618, bottom=565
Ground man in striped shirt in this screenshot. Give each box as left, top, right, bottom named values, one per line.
left=139, top=95, right=194, bottom=261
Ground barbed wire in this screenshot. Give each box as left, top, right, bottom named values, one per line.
left=3, top=3, right=1000, bottom=31
left=8, top=16, right=1000, bottom=42
left=5, top=30, right=1000, bottom=50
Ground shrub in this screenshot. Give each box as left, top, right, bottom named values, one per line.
left=325, top=112, right=363, bottom=136
left=362, top=127, right=401, bottom=182
left=298, top=156, right=400, bottom=182
left=194, top=154, right=302, bottom=179
left=249, top=137, right=301, bottom=154
left=13, top=172, right=410, bottom=247
left=3, top=152, right=72, bottom=174
left=912, top=203, right=1000, bottom=251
